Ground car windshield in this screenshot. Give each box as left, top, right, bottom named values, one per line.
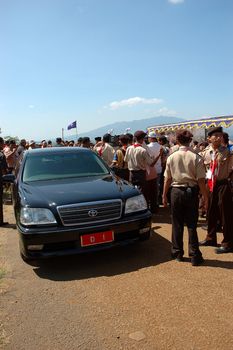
left=23, top=151, right=109, bottom=182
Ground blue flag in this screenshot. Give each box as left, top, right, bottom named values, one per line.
left=67, top=121, right=77, bottom=130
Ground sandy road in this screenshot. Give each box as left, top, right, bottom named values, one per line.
left=0, top=204, right=233, bottom=350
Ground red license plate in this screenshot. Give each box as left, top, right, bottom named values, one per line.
left=81, top=231, right=114, bottom=247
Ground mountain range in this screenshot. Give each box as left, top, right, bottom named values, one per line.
left=75, top=116, right=185, bottom=140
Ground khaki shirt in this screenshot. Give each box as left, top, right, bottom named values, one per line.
left=124, top=144, right=154, bottom=171
left=200, top=145, right=233, bottom=180
left=164, top=146, right=206, bottom=187
left=169, top=144, right=179, bottom=155
left=94, top=143, right=115, bottom=166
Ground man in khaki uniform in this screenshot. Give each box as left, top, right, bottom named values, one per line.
left=199, top=127, right=233, bottom=253
left=163, top=130, right=208, bottom=266
left=94, top=133, right=115, bottom=166
left=124, top=130, right=161, bottom=200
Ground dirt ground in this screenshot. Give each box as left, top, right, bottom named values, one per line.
left=0, top=204, right=233, bottom=350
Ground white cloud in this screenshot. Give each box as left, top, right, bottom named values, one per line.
left=168, top=0, right=184, bottom=4
left=153, top=107, right=177, bottom=116
left=106, top=97, right=163, bottom=110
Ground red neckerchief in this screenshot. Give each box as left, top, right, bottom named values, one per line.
left=133, top=143, right=142, bottom=148
left=207, top=151, right=219, bottom=192
left=98, top=144, right=105, bottom=157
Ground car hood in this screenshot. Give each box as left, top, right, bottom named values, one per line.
left=19, top=175, right=138, bottom=207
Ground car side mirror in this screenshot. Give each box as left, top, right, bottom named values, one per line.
left=2, top=174, right=16, bottom=183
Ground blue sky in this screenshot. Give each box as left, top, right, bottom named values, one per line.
left=0, top=0, right=233, bottom=140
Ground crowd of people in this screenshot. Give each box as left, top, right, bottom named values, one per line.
left=0, top=127, right=233, bottom=265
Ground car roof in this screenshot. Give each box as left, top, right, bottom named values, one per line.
left=26, top=147, right=91, bottom=156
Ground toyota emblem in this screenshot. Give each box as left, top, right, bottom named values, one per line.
left=88, top=209, right=98, bottom=217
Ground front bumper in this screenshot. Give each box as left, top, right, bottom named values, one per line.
left=18, top=211, right=152, bottom=259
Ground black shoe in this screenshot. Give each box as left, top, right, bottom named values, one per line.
left=0, top=222, right=9, bottom=227
left=171, top=253, right=184, bottom=262
left=191, top=256, right=204, bottom=266
left=215, top=246, right=233, bottom=254
left=199, top=239, right=217, bottom=247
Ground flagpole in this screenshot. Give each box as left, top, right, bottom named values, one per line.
left=76, top=121, right=78, bottom=141
left=62, top=128, right=64, bottom=140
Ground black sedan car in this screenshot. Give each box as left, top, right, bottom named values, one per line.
left=4, top=147, right=152, bottom=262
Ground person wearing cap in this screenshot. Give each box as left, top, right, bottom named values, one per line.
left=94, top=136, right=101, bottom=144
left=199, top=127, right=233, bottom=253
left=81, top=137, right=91, bottom=149
left=29, top=140, right=36, bottom=149
left=124, top=130, right=161, bottom=199
left=162, top=130, right=208, bottom=266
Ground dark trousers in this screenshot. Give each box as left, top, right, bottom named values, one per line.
left=144, top=178, right=158, bottom=213
left=114, top=168, right=129, bottom=181
left=206, top=181, right=233, bottom=248
left=130, top=170, right=147, bottom=197
left=170, top=186, right=202, bottom=258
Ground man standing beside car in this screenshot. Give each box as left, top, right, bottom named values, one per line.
left=0, top=137, right=9, bottom=226
left=162, top=130, right=208, bottom=266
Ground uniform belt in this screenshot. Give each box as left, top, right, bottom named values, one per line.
left=172, top=185, right=198, bottom=189
left=172, top=185, right=196, bottom=188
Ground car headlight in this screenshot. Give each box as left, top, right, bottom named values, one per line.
left=125, top=194, right=148, bottom=214
left=20, top=207, right=57, bottom=226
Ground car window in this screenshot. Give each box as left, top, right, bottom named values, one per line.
left=22, top=151, right=109, bottom=182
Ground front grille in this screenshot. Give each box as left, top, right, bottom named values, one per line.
left=57, top=200, right=122, bottom=226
